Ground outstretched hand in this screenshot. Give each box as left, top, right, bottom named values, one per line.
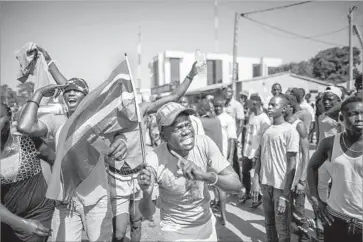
left=170, top=150, right=206, bottom=181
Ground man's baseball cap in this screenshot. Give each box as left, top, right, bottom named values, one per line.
left=324, top=86, right=342, bottom=100
left=156, top=102, right=195, bottom=130
left=64, top=78, right=89, bottom=95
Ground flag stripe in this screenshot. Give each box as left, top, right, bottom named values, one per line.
left=101, top=73, right=131, bottom=96
left=46, top=60, right=142, bottom=202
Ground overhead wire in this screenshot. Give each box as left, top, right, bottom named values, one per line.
left=241, top=15, right=346, bottom=47
left=240, top=1, right=313, bottom=16
left=294, top=26, right=348, bottom=39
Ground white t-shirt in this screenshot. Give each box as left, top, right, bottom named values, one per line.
left=260, top=122, right=300, bottom=190
left=146, top=135, right=230, bottom=231
left=225, top=99, right=245, bottom=121
left=243, top=112, right=271, bottom=159
left=300, top=100, right=315, bottom=122
left=217, top=112, right=237, bottom=158
left=40, top=113, right=109, bottom=206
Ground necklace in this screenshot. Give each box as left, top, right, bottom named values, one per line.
left=342, top=133, right=362, bottom=153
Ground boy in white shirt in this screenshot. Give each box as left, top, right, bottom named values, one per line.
left=252, top=95, right=299, bottom=242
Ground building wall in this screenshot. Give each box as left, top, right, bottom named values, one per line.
left=151, top=51, right=283, bottom=94
left=236, top=74, right=330, bottom=106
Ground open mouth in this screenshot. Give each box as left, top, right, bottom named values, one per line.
left=181, top=137, right=193, bottom=146
left=67, top=98, right=77, bottom=105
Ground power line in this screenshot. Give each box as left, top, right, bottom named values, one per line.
left=240, top=1, right=313, bottom=16
left=242, top=15, right=346, bottom=47
left=286, top=26, right=348, bottom=39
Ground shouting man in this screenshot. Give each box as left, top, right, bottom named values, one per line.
left=138, top=102, right=241, bottom=241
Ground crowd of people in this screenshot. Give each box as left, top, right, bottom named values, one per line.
left=1, top=44, right=362, bottom=242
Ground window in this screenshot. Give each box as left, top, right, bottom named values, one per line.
left=170, top=58, right=180, bottom=83
left=268, top=67, right=275, bottom=75
left=153, top=60, right=159, bottom=87
left=253, top=64, right=261, bottom=78
left=207, top=59, right=223, bottom=85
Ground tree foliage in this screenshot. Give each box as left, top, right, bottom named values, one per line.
left=1, top=82, right=35, bottom=107
left=268, top=46, right=362, bottom=83
left=17, top=82, right=35, bottom=98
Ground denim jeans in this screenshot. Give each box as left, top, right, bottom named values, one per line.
left=261, top=185, right=292, bottom=242
left=242, top=157, right=253, bottom=194
left=292, top=192, right=310, bottom=242
left=324, top=215, right=362, bottom=242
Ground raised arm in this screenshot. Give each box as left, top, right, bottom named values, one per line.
left=17, top=85, right=63, bottom=137
left=37, top=46, right=67, bottom=85
left=140, top=62, right=198, bottom=116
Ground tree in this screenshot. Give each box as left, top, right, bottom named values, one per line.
left=268, top=46, right=362, bottom=84
left=268, top=61, right=314, bottom=77
left=311, top=46, right=361, bottom=83
left=17, top=82, right=35, bottom=98
left=0, top=85, right=19, bottom=106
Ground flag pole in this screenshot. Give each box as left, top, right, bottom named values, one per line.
left=124, top=53, right=146, bottom=164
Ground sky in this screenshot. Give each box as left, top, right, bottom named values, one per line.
left=1, top=0, right=362, bottom=91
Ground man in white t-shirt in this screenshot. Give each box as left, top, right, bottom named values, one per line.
left=137, top=102, right=241, bottom=241
left=252, top=95, right=299, bottom=242
left=240, top=95, right=270, bottom=208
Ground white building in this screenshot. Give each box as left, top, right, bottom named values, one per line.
left=150, top=50, right=283, bottom=95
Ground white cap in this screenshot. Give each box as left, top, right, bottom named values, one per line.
left=324, top=86, right=342, bottom=100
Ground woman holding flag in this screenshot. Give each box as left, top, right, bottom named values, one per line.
left=17, top=47, right=128, bottom=241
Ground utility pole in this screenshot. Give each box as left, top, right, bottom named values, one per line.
left=232, top=12, right=239, bottom=96
left=214, top=0, right=219, bottom=53
left=348, top=6, right=357, bottom=91
left=353, top=25, right=363, bottom=50
left=137, top=26, right=141, bottom=93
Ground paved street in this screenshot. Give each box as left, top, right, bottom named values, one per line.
left=135, top=192, right=316, bottom=242
left=56, top=146, right=318, bottom=242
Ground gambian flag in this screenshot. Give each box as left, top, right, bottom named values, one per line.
left=46, top=60, right=141, bottom=202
